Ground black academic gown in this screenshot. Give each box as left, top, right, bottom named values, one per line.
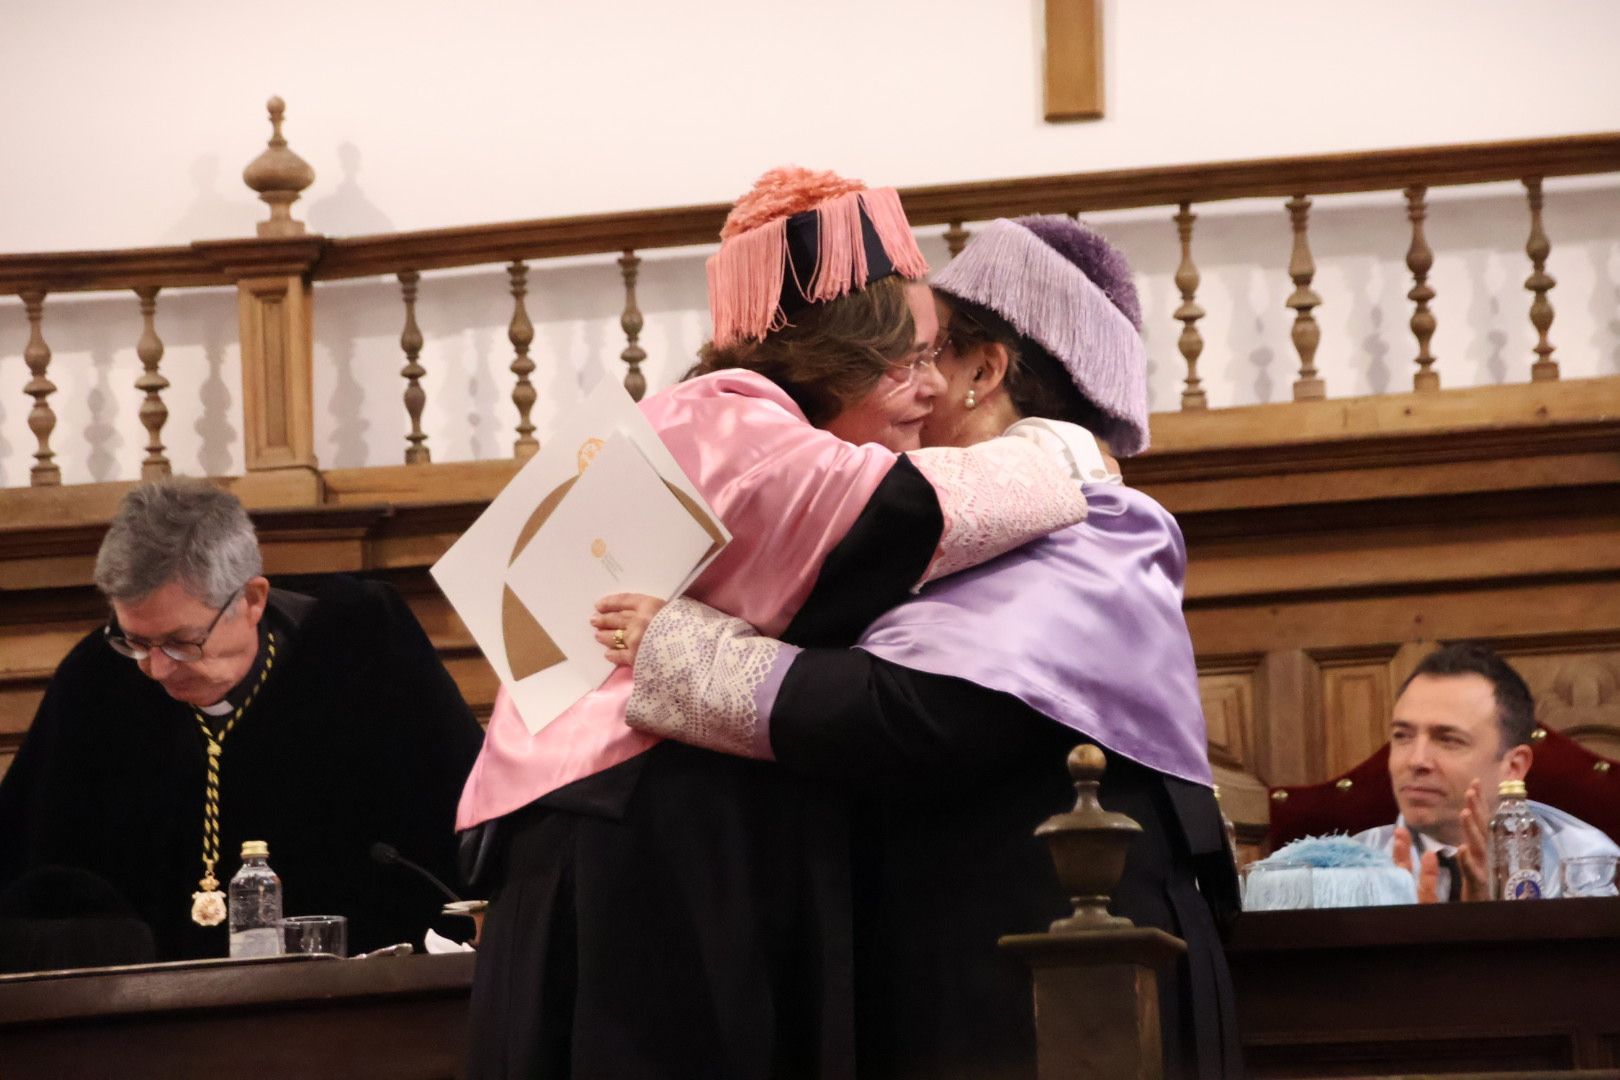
left=0, top=576, right=485, bottom=960
left=467, top=459, right=945, bottom=1080
left=770, top=655, right=1244, bottom=1080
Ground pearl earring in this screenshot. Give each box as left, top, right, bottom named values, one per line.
left=965, top=388, right=978, bottom=410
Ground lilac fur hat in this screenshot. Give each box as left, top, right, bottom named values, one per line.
left=931, top=215, right=1150, bottom=455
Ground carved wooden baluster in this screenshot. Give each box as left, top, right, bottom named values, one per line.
left=619, top=249, right=647, bottom=402
left=134, top=286, right=172, bottom=478
left=397, top=270, right=430, bottom=464
left=20, top=289, right=60, bottom=486
left=943, top=221, right=970, bottom=259
left=1173, top=203, right=1207, bottom=410
left=1404, top=186, right=1439, bottom=391
left=1285, top=195, right=1325, bottom=401
left=508, top=260, right=538, bottom=457
left=1524, top=177, right=1559, bottom=381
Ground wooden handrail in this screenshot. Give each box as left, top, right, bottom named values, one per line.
left=4, top=132, right=1617, bottom=294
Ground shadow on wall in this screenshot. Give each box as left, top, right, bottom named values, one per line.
left=84, top=317, right=123, bottom=482
left=306, top=144, right=396, bottom=237
left=193, top=303, right=237, bottom=478
left=162, top=156, right=261, bottom=244
left=1590, top=241, right=1620, bottom=376
left=1462, top=250, right=1511, bottom=386
left=0, top=302, right=16, bottom=487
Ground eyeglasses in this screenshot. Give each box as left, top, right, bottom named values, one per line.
left=104, top=587, right=242, bottom=663
left=887, top=335, right=951, bottom=385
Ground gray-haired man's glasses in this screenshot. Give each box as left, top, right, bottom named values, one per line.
left=104, top=587, right=241, bottom=663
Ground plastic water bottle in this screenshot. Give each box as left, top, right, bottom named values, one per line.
left=228, top=840, right=284, bottom=957
left=1490, top=779, right=1543, bottom=900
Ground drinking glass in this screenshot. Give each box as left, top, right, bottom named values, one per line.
left=1559, top=855, right=1619, bottom=898
left=282, top=914, right=349, bottom=957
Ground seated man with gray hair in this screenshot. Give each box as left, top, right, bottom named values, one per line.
left=0, top=479, right=484, bottom=963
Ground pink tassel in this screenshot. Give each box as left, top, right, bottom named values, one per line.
left=859, top=187, right=930, bottom=279
left=806, top=190, right=869, bottom=304
left=707, top=217, right=788, bottom=348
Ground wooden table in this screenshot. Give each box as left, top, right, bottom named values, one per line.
left=1227, top=897, right=1620, bottom=1077
left=5, top=901, right=1619, bottom=1079
left=0, top=952, right=475, bottom=1079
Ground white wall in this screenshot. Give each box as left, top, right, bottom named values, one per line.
left=3, top=0, right=1619, bottom=484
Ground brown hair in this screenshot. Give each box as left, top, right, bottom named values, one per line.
left=1400, top=642, right=1537, bottom=754
left=688, top=275, right=917, bottom=427
left=939, top=294, right=1108, bottom=434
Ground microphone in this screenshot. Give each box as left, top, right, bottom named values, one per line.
left=370, top=841, right=462, bottom=904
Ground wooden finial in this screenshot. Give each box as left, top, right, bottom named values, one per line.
left=242, top=96, right=316, bottom=237
left=1034, top=744, right=1142, bottom=933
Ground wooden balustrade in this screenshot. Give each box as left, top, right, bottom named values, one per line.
left=1524, top=177, right=1559, bottom=381
left=1172, top=203, right=1206, bottom=411
left=19, top=290, right=58, bottom=487
left=619, top=249, right=647, bottom=402
left=506, top=260, right=538, bottom=458
left=1284, top=195, right=1325, bottom=402
left=133, top=286, right=171, bottom=480
left=1, top=110, right=1618, bottom=500
left=397, top=270, right=430, bottom=465
left=1404, top=185, right=1439, bottom=392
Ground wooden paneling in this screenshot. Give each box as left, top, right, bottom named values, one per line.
left=1, top=378, right=1616, bottom=857
left=1043, top=0, right=1104, bottom=121
left=1196, top=659, right=1258, bottom=773
left=1229, top=899, right=1620, bottom=1075
left=1508, top=646, right=1620, bottom=759
left=0, top=953, right=474, bottom=1080
left=1314, top=648, right=1401, bottom=779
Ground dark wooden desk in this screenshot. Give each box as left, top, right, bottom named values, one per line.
left=6, top=903, right=1619, bottom=1079
left=1227, top=897, right=1620, bottom=1078
left=0, top=952, right=475, bottom=1079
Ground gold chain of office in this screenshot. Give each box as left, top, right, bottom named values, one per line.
left=188, top=631, right=276, bottom=927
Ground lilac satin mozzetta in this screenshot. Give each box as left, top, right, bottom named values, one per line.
left=856, top=485, right=1214, bottom=787
left=456, top=371, right=901, bottom=829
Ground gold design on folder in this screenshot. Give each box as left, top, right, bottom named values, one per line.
left=501, top=477, right=577, bottom=680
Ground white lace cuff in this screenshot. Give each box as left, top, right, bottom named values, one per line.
left=907, top=435, right=1088, bottom=584
left=625, top=598, right=795, bottom=761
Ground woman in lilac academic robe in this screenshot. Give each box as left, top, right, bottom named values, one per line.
left=613, top=217, right=1244, bottom=1080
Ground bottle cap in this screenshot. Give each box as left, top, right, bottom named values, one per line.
left=240, top=840, right=270, bottom=859
left=1497, top=779, right=1528, bottom=798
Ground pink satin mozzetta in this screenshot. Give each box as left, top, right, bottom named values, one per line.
left=456, top=371, right=903, bottom=829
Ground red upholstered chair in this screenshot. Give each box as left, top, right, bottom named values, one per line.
left=1268, top=724, right=1620, bottom=850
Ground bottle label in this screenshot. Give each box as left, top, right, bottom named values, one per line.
left=1504, top=869, right=1543, bottom=900
left=230, top=926, right=284, bottom=959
